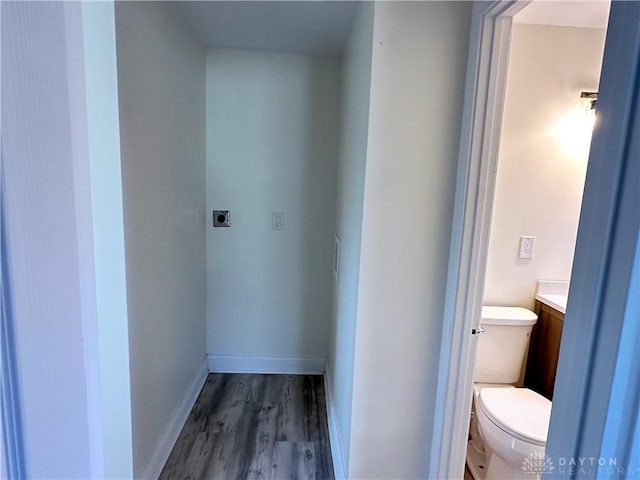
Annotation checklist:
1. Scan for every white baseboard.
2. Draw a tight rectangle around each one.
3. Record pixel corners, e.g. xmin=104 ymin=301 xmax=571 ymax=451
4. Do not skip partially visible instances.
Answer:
xmin=324 ymin=362 xmax=347 ymax=480
xmin=207 ymin=354 xmax=325 ymax=374
xmin=139 ymin=357 xmax=208 ymax=480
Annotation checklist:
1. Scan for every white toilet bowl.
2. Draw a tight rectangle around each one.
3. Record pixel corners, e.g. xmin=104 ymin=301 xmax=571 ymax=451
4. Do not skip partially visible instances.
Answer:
xmin=475 ymin=387 xmax=551 ymax=480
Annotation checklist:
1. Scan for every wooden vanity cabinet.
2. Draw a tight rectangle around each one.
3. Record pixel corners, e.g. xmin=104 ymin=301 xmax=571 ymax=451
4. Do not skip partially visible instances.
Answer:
xmin=524 ymin=300 xmax=565 ymax=400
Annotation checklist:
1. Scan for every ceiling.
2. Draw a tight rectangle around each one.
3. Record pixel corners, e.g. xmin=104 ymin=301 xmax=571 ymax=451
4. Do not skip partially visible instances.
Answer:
xmin=173 ymin=1 xmax=358 ymax=55
xmin=514 ymin=0 xmax=610 ymax=29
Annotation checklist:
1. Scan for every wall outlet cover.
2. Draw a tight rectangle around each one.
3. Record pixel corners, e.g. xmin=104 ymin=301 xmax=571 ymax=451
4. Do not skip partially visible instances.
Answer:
xmin=272 ymin=212 xmax=284 ymax=230
xmin=519 ymin=235 xmax=535 ymax=259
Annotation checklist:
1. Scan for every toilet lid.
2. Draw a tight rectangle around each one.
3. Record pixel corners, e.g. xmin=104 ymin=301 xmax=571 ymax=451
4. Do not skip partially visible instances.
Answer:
xmin=478 ymin=388 xmax=552 ymax=446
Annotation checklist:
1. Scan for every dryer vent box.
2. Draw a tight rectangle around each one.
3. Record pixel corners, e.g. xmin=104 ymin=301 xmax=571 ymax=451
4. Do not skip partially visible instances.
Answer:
xmin=213 ymin=210 xmax=230 ymax=227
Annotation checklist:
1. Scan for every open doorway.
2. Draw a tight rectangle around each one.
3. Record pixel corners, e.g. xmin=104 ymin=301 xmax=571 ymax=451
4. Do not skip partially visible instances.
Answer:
xmin=465 ymin=1 xmax=609 ymax=478
xmin=426 ymin=1 xmax=640 ymax=479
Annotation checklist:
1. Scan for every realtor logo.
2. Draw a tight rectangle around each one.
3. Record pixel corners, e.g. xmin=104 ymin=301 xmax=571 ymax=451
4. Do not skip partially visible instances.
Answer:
xmin=522 ymin=452 xmax=555 ymax=475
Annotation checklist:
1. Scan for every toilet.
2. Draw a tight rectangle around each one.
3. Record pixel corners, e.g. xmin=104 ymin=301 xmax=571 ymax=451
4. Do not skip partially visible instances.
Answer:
xmin=466 ymin=306 xmax=552 ymax=480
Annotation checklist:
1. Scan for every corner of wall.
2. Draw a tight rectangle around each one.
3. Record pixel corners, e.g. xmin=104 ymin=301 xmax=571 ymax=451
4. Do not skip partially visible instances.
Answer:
xmin=114 ymin=2 xmax=207 ymax=475
xmin=327 ymin=0 xmax=375 ymax=474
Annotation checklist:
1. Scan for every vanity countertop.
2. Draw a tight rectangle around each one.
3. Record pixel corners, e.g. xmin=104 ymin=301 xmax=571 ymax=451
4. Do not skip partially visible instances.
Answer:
xmin=534 ymin=293 xmax=567 ymax=314
xmin=534 ymin=280 xmax=569 ymax=315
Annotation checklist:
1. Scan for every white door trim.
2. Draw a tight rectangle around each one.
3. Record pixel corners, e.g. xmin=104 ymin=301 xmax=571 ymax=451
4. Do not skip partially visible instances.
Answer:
xmin=429 ymin=2 xmax=527 ymax=478
xmin=432 ymin=1 xmax=640 ymax=478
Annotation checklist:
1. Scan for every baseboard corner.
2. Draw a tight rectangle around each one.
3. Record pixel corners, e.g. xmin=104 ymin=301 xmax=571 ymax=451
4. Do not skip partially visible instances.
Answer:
xmin=324 ymin=361 xmax=347 ymax=480
xmin=138 ymin=356 xmax=208 ymax=480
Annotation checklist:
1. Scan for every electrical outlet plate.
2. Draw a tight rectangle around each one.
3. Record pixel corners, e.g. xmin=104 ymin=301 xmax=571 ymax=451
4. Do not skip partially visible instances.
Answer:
xmin=519 ymin=235 xmax=535 ymax=259
xmin=213 ymin=210 xmax=230 ymax=227
xmin=272 ymin=212 xmax=284 ymax=230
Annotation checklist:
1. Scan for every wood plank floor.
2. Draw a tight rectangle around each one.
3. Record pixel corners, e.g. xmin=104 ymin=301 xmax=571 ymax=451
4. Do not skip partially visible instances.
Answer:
xmin=160 ymin=374 xmax=334 ymax=480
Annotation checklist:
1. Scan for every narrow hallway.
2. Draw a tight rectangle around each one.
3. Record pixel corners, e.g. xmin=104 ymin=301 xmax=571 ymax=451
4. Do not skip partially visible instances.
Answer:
xmin=160 ymin=374 xmax=334 ymax=480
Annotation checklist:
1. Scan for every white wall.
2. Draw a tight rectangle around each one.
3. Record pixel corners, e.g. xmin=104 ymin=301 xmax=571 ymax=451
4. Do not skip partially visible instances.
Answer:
xmin=2 ymin=4 xmax=93 ymax=476
xmin=327 ymin=2 xmax=374 ymax=471
xmin=114 ymin=2 xmax=206 ymax=475
xmin=81 ymin=3 xmax=135 ymax=477
xmin=2 ymin=2 xmax=133 ymax=477
xmin=205 ymin=49 xmax=341 ymax=361
xmin=484 ymin=24 xmax=607 ymax=309
xmin=348 ymin=2 xmax=472 ymax=478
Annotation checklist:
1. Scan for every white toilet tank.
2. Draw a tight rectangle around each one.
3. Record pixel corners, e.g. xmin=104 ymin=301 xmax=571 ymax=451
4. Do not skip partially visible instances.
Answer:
xmin=474 ymin=306 xmax=538 ymax=384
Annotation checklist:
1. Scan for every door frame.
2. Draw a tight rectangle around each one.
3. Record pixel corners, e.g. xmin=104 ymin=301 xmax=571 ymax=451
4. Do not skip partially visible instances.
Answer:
xmin=429 ymin=2 xmax=527 ymax=477
xmin=430 ymin=1 xmax=640 ymax=478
